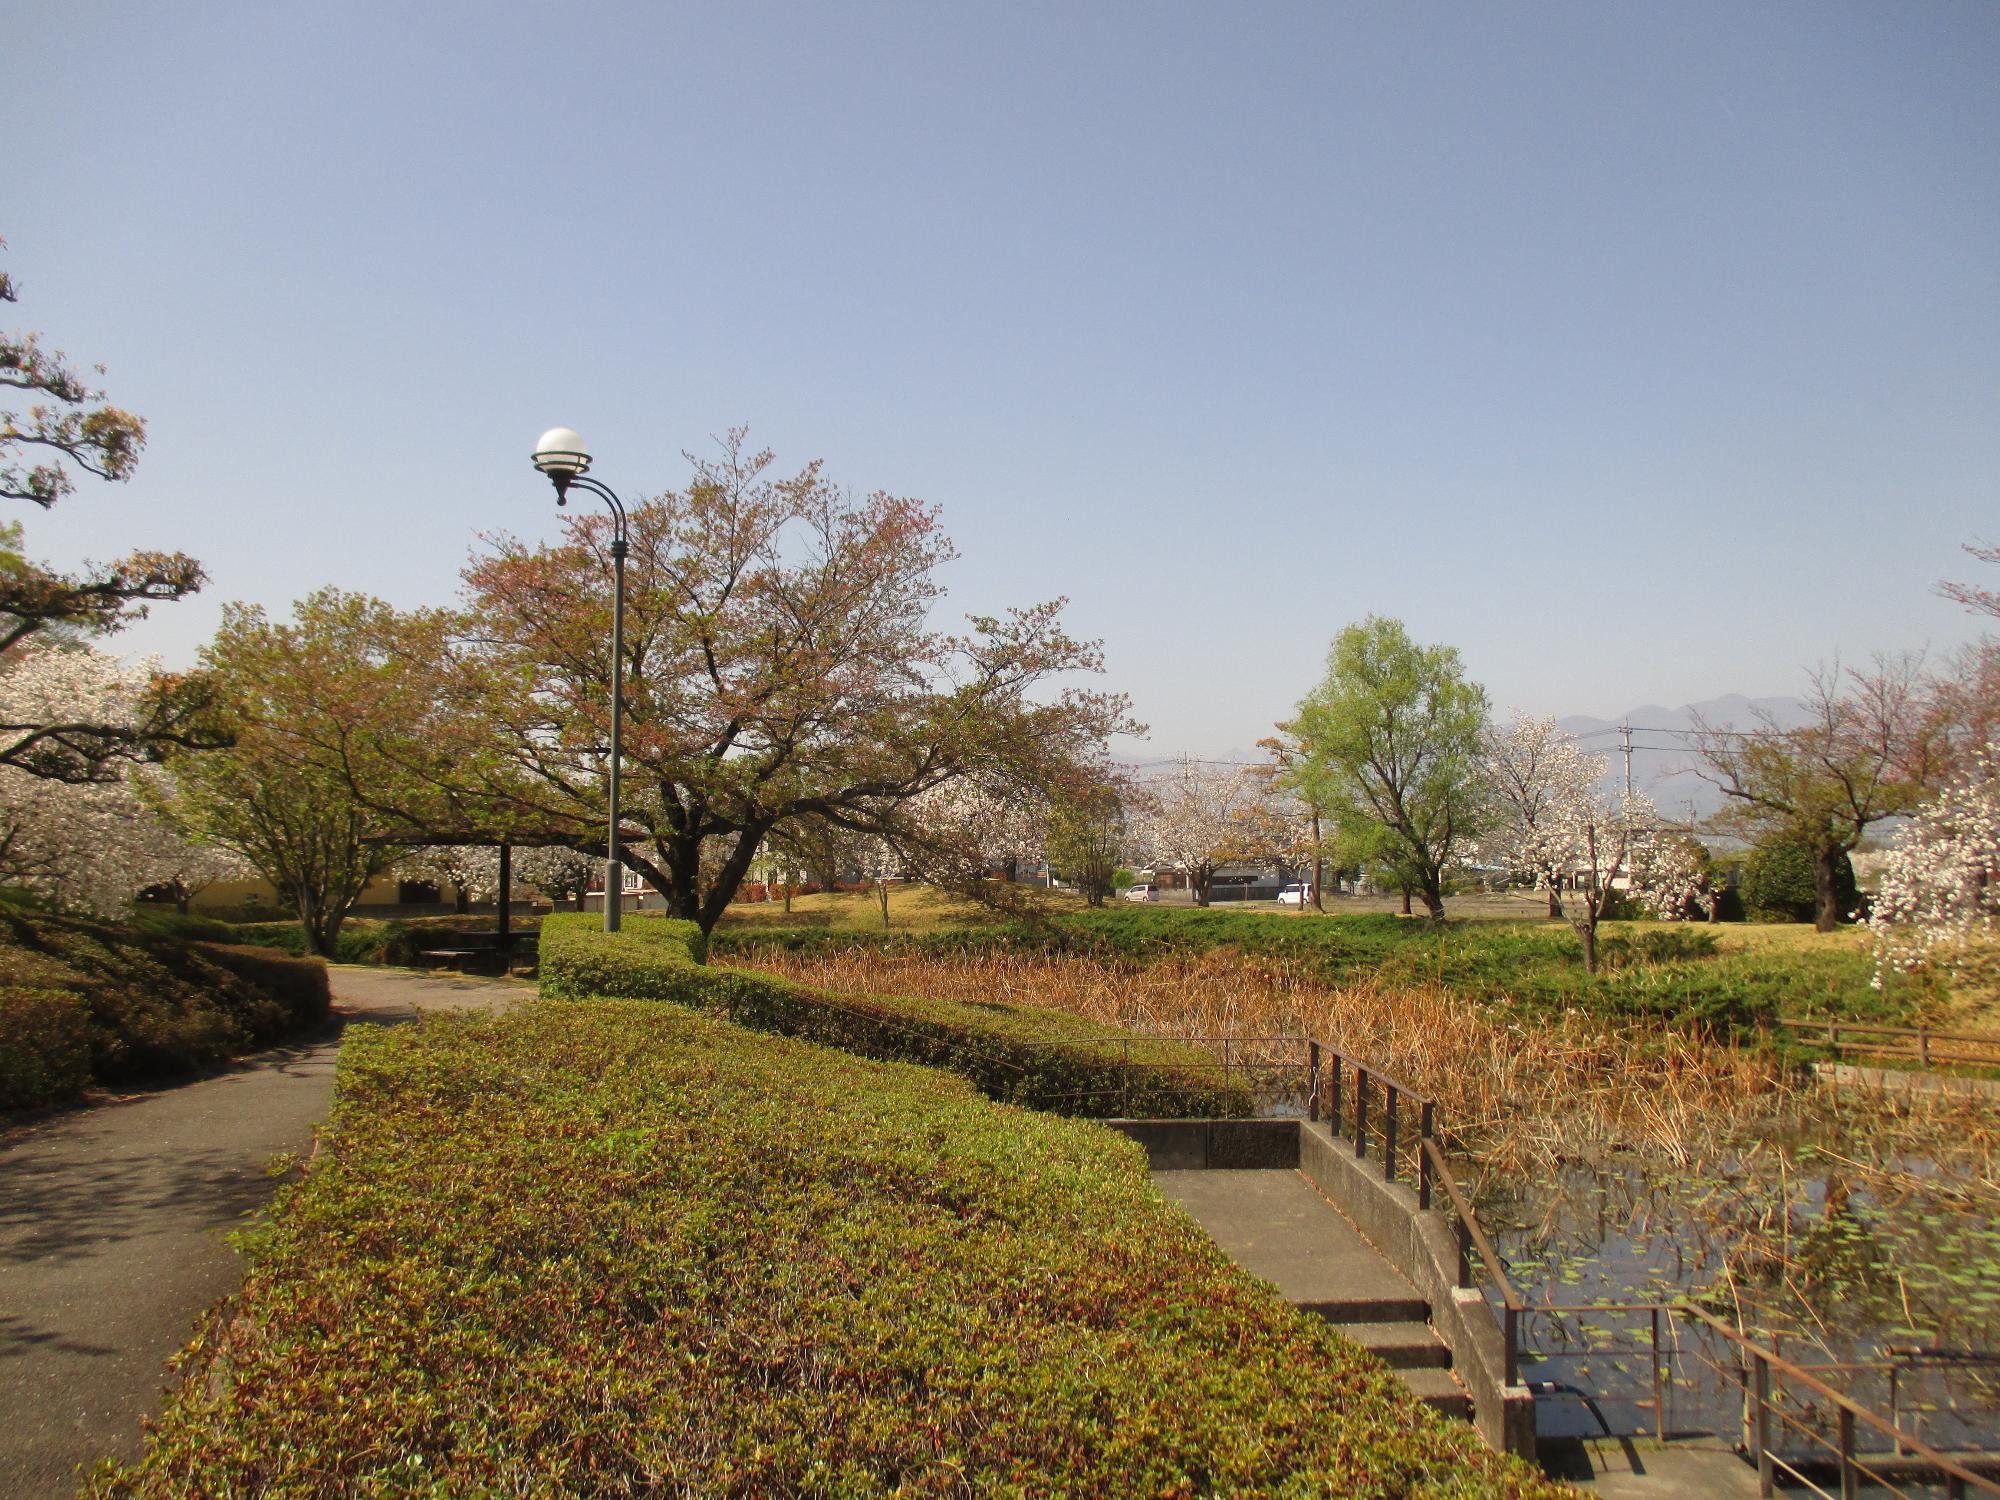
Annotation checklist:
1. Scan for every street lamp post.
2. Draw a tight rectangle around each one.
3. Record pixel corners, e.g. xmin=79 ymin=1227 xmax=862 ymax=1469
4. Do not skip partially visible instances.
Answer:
xmin=531 ymin=427 xmax=628 ymax=933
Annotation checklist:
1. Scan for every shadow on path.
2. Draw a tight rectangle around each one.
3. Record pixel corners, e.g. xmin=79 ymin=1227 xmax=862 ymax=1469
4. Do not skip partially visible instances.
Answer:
xmin=0 ymin=967 xmax=528 ymax=1498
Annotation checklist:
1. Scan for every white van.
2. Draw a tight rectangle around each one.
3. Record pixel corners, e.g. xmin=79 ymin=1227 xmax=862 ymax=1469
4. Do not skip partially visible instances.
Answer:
xmin=1123 ymin=882 xmax=1158 ymax=902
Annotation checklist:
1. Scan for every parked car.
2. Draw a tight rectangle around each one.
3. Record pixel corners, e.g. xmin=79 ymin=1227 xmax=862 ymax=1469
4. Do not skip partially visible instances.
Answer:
xmin=1123 ymin=882 xmax=1158 ymax=902
xmin=1276 ymin=883 xmax=1316 ymax=905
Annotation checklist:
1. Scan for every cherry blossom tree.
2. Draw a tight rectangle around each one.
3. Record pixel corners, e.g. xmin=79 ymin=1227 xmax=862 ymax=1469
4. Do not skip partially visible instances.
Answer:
xmin=1868 ymin=747 xmax=2000 ymax=988
xmin=1481 ymin=716 xmax=1600 ymax=920
xmin=133 ymin=806 xmax=254 ymax=913
xmin=1134 ymin=758 xmax=1254 ymax=906
xmin=512 ymin=844 xmax=596 ymax=909
xmin=898 ymin=778 xmax=1050 ymax=890
xmin=1626 ymin=833 xmax=1721 ymax=925
xmin=396 ymin=845 xmax=500 ymax=912
xmin=0 ymin=645 xmax=242 ymax=914
xmin=1475 ymin=718 xmax=1709 ymax=972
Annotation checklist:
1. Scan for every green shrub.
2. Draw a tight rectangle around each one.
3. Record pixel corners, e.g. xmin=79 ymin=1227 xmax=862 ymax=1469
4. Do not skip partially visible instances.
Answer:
xmin=193 ymin=943 xmax=333 ymax=1028
xmin=1743 ymin=839 xmax=1858 ymax=923
xmin=0 ymin=908 xmax=331 ymax=1110
xmin=129 ymin=907 xmax=247 ymax=944
xmin=192 ymin=915 xmax=541 ymax=968
xmin=89 ymin=1003 xmax=1560 ymax=1499
xmin=541 ymin=913 xmax=1250 ymax=1118
xmin=0 ymin=987 xmax=92 ymax=1108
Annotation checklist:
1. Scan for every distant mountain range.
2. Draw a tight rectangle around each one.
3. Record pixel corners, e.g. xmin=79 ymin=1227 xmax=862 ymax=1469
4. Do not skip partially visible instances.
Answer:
xmin=1160 ymin=694 xmax=1812 ymax=827
xmin=1555 ymin=695 xmax=1810 ymax=823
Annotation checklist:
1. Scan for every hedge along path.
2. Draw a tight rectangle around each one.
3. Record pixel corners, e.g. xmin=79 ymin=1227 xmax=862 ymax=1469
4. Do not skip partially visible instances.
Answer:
xmin=537 ymin=912 xmax=1258 ymax=1119
xmin=0 ymin=907 xmax=333 ymax=1111
xmin=89 ymin=1002 xmax=1568 ymax=1498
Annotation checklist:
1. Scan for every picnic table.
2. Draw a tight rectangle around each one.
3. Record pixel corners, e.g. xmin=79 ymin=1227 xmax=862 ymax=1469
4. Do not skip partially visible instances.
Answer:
xmin=416 ymin=933 xmax=537 ymax=975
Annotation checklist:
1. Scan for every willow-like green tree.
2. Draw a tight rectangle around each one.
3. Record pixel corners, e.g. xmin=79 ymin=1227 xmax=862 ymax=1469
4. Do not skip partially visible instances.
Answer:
xmin=1283 ymin=616 xmax=1489 ymax=921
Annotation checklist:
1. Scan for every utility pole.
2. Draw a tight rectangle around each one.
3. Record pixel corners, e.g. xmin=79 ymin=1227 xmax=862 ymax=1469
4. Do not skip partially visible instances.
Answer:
xmin=1620 ymin=721 xmax=1634 ymax=803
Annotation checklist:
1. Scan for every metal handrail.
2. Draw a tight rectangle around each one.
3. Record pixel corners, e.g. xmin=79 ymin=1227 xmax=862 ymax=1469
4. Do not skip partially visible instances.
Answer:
xmin=1676 ymin=1304 xmax=2000 ymax=1498
xmin=1302 ymin=1035 xmax=1528 ymax=1386
xmin=1423 ymin=1135 xmax=1524 ymax=1386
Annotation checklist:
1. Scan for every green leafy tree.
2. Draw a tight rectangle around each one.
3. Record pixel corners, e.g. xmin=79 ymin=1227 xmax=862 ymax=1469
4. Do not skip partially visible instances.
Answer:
xmin=1742 ymin=836 xmax=1858 ymax=924
xmin=161 ymin=598 xmax=418 ymax=954
xmin=1046 ymin=786 xmax=1127 ymax=908
xmin=1285 ymin=617 xmax=1489 ymax=921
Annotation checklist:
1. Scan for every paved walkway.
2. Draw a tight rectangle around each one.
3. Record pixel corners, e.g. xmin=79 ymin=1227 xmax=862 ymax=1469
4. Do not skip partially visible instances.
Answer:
xmin=1153 ymin=1168 xmax=1425 ymax=1320
xmin=0 ymin=967 xmax=529 ymax=1499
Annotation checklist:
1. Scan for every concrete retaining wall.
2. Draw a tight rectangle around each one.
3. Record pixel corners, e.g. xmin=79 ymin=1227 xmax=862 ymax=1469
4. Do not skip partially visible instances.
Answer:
xmin=1294 ymin=1122 xmax=1536 ymax=1457
xmin=1108 ymin=1116 xmax=1536 ymax=1457
xmin=1105 ymin=1117 xmax=1301 ymax=1170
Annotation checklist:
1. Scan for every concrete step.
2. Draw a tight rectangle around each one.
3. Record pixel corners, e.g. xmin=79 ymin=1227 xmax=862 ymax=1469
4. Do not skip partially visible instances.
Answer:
xmin=1296 ymin=1295 xmax=1430 ymax=1326
xmin=1399 ymin=1366 xmax=1474 ymax=1421
xmin=1332 ymin=1320 xmax=1452 ymax=1370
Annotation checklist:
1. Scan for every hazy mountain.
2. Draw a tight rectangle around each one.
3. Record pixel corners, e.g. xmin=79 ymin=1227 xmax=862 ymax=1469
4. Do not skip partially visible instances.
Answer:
xmin=1143 ymin=696 xmax=1810 ymax=826
xmin=1555 ymin=694 xmax=1810 ymax=822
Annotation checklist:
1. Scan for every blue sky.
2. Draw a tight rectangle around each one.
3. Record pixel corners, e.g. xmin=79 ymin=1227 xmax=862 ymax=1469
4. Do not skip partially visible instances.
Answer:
xmin=12 ymin=2 xmax=1999 ymax=759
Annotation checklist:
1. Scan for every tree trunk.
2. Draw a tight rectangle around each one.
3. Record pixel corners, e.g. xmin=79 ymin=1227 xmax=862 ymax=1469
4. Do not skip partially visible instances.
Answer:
xmin=1813 ymin=845 xmax=1843 ymax=933
xmin=878 ymin=878 xmax=890 ymax=929
xmin=1311 ymin=811 xmax=1325 ymax=913
xmin=1547 ymin=885 xmax=1562 ymax=920
xmin=453 ymin=886 xmax=471 ymax=915
xmin=1399 ymin=884 xmax=1413 ymax=916
xmin=1579 ymin=917 xmax=1599 ymax=974
xmin=299 ymin=894 xmax=343 ymax=957
xmin=782 ymin=880 xmax=792 ymax=915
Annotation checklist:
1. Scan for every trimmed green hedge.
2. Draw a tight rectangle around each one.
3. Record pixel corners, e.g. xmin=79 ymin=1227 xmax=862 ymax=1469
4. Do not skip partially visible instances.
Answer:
xmin=146 ymin=912 xmax=542 ymax=967
xmin=0 ymin=908 xmax=331 ymax=1110
xmin=540 ymin=913 xmax=1253 ymax=1118
xmin=89 ymin=1002 xmax=1563 ymax=1498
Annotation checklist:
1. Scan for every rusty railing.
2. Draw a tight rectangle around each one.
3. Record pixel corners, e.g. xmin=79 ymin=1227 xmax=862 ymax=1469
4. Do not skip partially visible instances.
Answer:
xmin=1775 ymin=1017 xmax=2000 ymax=1072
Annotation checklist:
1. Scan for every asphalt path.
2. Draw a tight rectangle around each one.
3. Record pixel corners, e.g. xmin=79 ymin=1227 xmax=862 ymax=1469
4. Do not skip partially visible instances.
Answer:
xmin=0 ymin=967 xmax=529 ymax=1499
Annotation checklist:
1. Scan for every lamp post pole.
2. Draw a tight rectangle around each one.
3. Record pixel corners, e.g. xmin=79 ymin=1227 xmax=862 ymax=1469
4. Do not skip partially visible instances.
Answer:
xmin=532 ymin=428 xmax=628 ymax=933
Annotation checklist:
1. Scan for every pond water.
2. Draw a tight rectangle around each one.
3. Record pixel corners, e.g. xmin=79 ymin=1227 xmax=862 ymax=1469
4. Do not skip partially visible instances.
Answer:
xmin=1478 ymin=1137 xmax=2000 ymax=1455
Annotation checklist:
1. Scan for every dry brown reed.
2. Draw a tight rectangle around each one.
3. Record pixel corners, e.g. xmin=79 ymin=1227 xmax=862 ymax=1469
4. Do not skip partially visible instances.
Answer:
xmin=731 ymin=946 xmax=1800 ymax=1182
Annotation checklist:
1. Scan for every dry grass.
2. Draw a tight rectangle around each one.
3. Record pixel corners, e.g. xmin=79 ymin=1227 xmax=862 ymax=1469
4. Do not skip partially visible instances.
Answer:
xmin=730 ymin=945 xmax=1798 ymax=1181
xmin=716 ymin=884 xmax=1081 ymax=932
